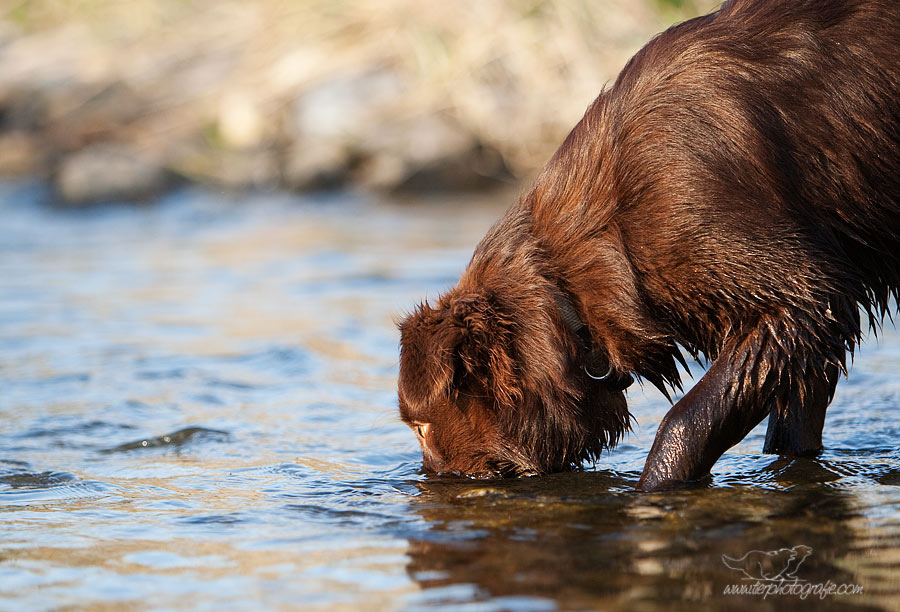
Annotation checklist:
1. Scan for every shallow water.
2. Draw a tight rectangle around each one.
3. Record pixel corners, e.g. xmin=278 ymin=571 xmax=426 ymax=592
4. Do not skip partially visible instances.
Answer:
xmin=1 ymin=182 xmax=899 ymax=611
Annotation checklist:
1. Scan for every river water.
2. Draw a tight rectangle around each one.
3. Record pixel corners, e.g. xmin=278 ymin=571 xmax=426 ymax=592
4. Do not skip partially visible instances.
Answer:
xmin=1 ymin=182 xmax=899 ymax=611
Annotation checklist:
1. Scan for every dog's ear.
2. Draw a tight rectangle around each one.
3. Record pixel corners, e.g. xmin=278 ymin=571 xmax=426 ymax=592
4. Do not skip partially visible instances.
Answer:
xmin=399 ymin=292 xmax=520 ymax=409
xmin=449 ymin=292 xmax=521 ymax=409
xmin=398 ymin=303 xmax=461 ymax=408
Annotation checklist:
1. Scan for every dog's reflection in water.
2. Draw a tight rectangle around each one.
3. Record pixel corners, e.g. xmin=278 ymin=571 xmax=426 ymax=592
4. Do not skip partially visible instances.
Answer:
xmin=402 ymin=470 xmax=862 ymax=608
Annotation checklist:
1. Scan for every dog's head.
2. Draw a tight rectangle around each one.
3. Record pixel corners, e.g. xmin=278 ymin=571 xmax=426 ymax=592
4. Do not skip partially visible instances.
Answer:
xmin=397 ymin=281 xmax=631 ymax=479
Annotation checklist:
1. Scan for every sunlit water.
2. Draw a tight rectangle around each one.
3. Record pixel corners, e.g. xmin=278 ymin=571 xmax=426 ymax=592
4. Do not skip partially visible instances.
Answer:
xmin=1 ymin=182 xmax=899 ymax=611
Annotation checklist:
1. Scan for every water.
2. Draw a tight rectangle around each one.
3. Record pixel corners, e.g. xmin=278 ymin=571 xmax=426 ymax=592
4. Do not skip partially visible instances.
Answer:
xmin=1 ymin=182 xmax=899 ymax=611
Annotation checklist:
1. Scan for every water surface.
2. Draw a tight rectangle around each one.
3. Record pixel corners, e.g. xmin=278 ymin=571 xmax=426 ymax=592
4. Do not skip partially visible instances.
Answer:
xmin=1 ymin=183 xmax=899 ymax=611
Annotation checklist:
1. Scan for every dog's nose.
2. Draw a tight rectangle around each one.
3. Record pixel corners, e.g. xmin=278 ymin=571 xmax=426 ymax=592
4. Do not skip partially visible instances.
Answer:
xmin=421 ymin=449 xmax=448 ymax=475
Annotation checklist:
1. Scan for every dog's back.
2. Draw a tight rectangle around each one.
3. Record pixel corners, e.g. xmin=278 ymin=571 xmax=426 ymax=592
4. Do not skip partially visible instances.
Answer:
xmin=528 ymin=0 xmax=900 ymax=362
xmin=709 ymin=0 xmax=900 ymax=300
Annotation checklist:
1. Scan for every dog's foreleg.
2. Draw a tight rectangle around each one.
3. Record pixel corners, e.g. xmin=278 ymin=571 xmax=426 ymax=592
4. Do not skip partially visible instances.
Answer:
xmin=637 ymin=313 xmax=840 ymax=491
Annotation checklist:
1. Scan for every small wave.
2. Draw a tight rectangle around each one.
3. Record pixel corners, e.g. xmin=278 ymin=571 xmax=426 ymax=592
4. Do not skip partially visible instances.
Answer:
xmin=284 ymin=503 xmax=398 ymax=528
xmin=180 ymin=513 xmax=246 ymax=525
xmin=101 ymin=426 xmax=230 ymax=453
xmin=0 ymin=467 xmax=123 ymax=507
xmin=17 ymin=420 xmax=137 ymax=440
xmin=0 ymin=469 xmax=76 ymax=489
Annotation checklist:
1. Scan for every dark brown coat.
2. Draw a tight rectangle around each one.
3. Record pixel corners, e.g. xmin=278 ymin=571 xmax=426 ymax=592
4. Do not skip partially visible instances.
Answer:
xmin=398 ymin=0 xmax=900 ymax=489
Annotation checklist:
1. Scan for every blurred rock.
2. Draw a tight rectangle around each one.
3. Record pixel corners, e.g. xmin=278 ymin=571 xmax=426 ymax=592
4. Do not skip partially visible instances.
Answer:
xmin=0 ymin=132 xmax=41 ymax=177
xmin=395 ymin=144 xmax=513 ymax=192
xmin=0 ymin=0 xmax=700 ymax=200
xmin=55 ymin=144 xmax=171 ymax=205
xmin=291 ymin=69 xmax=406 ymax=142
xmin=356 ymin=114 xmax=512 ymax=191
xmin=217 ymin=92 xmax=266 ymax=150
xmin=44 ymin=82 xmax=147 ymax=151
xmin=208 ymin=149 xmax=280 ymax=191
xmin=281 ymin=140 xmax=351 ymax=191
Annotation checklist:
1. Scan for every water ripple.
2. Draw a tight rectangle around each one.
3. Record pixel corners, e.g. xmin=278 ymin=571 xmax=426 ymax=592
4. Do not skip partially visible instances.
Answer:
xmin=2 ymin=187 xmax=898 ymax=610
xmin=100 ymin=426 xmax=230 ymax=453
xmin=0 ymin=468 xmax=124 ymax=507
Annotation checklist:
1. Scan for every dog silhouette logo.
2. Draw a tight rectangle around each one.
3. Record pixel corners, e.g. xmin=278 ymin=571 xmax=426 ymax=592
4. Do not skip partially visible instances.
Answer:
xmin=722 ymin=545 xmax=813 ymax=581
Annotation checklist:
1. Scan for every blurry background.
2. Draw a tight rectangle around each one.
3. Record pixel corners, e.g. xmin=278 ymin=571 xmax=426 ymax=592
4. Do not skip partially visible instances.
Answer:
xmin=13 ymin=3 xmax=900 ymax=612
xmin=0 ymin=0 xmax=714 ymax=204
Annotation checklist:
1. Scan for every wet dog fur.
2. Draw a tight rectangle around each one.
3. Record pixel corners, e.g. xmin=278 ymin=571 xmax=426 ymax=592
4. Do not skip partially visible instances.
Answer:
xmin=398 ymin=0 xmax=900 ymax=487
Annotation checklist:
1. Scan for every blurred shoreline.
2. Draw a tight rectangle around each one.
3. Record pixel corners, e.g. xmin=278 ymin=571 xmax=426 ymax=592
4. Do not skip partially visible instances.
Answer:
xmin=0 ymin=0 xmax=710 ymax=205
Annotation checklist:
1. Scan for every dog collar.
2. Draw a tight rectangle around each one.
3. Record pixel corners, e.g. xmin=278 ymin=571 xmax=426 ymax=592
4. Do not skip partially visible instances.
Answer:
xmin=554 ymin=292 xmax=634 ymax=389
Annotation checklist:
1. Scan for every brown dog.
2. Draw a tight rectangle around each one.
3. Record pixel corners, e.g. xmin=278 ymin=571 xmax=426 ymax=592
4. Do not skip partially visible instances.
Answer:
xmin=398 ymin=0 xmax=900 ymax=490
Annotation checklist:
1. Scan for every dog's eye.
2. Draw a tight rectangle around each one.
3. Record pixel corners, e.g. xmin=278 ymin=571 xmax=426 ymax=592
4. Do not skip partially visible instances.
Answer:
xmin=413 ymin=422 xmax=430 ymax=439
